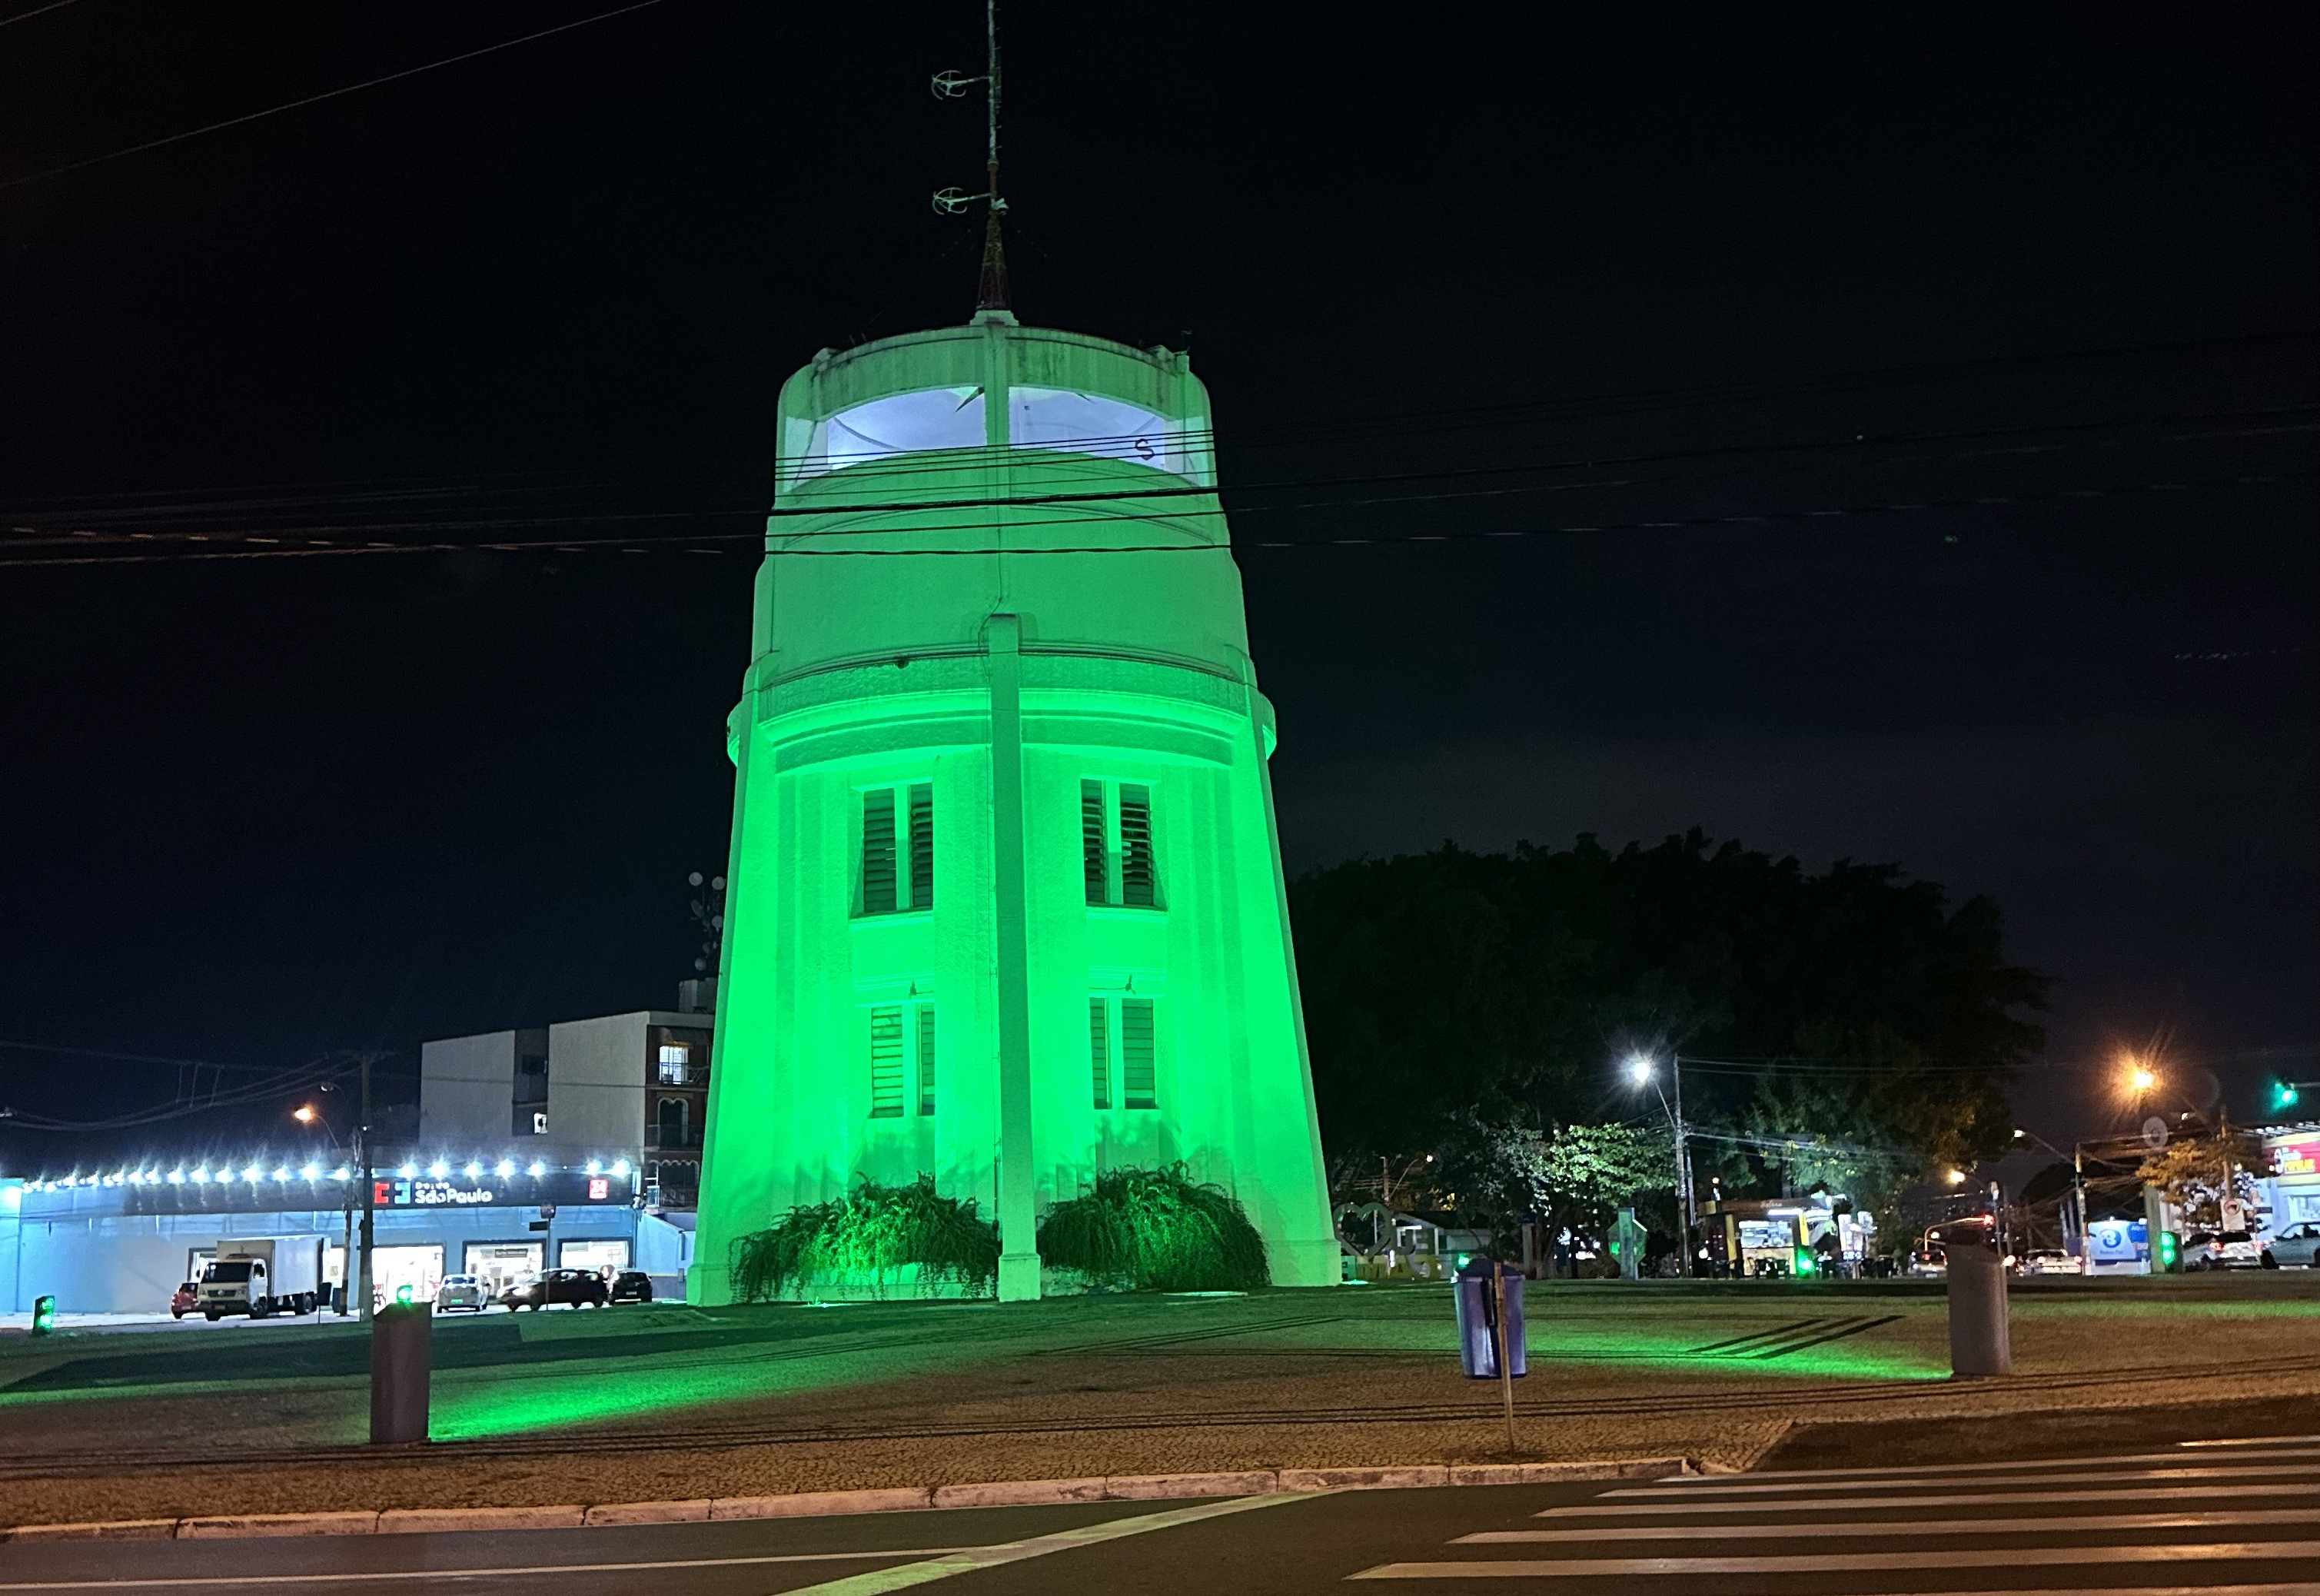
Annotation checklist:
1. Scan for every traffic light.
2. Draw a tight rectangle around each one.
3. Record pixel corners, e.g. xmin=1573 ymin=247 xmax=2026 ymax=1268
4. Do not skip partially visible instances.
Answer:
xmin=2275 ymin=1080 xmax=2302 ymax=1111
xmin=2155 ymin=1231 xmax=2179 ymax=1272
xmin=30 ymin=1295 xmax=55 ymax=1335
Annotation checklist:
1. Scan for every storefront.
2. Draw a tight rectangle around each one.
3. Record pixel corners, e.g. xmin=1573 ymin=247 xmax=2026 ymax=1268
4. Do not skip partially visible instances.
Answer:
xmin=2259 ymin=1126 xmax=2320 ymax=1232
xmin=0 ymin=1158 xmax=693 ymax=1315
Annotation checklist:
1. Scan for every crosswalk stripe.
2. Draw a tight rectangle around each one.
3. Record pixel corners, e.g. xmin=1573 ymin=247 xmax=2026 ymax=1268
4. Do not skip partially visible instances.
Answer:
xmin=1607 ymin=1461 xmax=2320 ymax=1496
xmin=1537 ymin=1481 xmax=2320 ymax=1517
xmin=1345 ymin=1540 xmax=2320 ymax=1578
xmin=1461 ymin=1507 xmax=2320 ymax=1541
xmin=1660 ymin=1444 xmax=2320 ymax=1483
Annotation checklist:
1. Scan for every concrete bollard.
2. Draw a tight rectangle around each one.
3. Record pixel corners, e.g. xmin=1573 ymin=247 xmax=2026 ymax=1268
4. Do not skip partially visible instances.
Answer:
xmin=369 ymin=1301 xmax=433 ymax=1444
xmin=1945 ymin=1245 xmax=2012 ymax=1376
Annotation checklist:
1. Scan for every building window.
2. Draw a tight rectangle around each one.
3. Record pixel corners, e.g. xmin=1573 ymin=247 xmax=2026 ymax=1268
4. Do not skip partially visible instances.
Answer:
xmin=1089 ymin=994 xmax=1158 ymax=1111
xmin=656 ymin=1096 xmax=689 ymax=1148
xmin=869 ymin=1006 xmax=905 ymax=1117
xmin=1081 ymin=780 xmax=1161 ymax=909
xmin=656 ymin=1043 xmax=689 ymax=1085
xmin=860 ymin=783 xmax=933 ymax=915
xmin=869 ymin=1002 xmax=937 ymax=1120
xmin=916 ymin=1003 xmax=937 ymax=1116
xmin=1089 ymin=998 xmax=1110 ymax=1110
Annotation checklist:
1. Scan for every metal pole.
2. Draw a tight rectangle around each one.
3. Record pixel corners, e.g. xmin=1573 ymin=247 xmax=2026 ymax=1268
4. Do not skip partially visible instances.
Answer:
xmin=1670 ymin=1052 xmax=1693 ymax=1268
xmin=357 ymin=1054 xmax=375 ymax=1325
xmin=1491 ymin=1267 xmax=1517 ymax=1454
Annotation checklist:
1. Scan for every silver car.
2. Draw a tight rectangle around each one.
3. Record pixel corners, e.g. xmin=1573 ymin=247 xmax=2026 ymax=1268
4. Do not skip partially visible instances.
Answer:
xmin=434 ymin=1273 xmax=493 ymax=1312
xmin=2263 ymin=1222 xmax=2320 ymax=1268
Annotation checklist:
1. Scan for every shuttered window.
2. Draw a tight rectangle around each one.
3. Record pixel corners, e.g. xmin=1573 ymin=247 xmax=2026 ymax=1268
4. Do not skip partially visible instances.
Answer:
xmin=1122 ymin=997 xmax=1157 ymax=1109
xmin=860 ymin=790 xmax=897 ymax=915
xmin=859 ymin=781 xmax=934 ymax=915
xmin=1082 ymin=780 xmax=1160 ymax=909
xmin=1118 ymin=785 xmax=1155 ymax=907
xmin=869 ymin=1006 xmax=905 ymax=1117
xmin=916 ymin=1002 xmax=937 ymax=1116
xmin=1089 ymin=999 xmax=1110 ymax=1109
xmin=1082 ymin=780 xmax=1108 ymax=906
xmin=908 ymin=783 xmax=935 ymax=910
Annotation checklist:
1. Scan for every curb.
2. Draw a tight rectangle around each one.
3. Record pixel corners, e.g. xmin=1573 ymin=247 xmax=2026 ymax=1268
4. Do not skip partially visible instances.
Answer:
xmin=0 ymin=1457 xmax=1691 ymax=1543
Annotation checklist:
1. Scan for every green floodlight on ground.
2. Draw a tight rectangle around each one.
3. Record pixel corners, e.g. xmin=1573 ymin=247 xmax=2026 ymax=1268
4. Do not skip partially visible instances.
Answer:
xmin=1793 ymin=1249 xmax=1816 ymax=1276
xmin=30 ymin=1295 xmax=55 ymax=1335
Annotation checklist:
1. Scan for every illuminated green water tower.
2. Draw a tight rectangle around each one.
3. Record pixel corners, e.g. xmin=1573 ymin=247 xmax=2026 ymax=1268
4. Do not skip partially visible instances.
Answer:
xmin=687 ymin=311 xmax=1338 ymax=1302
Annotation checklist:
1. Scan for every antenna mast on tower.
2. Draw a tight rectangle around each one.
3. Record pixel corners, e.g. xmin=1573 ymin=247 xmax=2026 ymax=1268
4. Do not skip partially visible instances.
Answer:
xmin=930 ymin=1 xmax=1009 ymax=314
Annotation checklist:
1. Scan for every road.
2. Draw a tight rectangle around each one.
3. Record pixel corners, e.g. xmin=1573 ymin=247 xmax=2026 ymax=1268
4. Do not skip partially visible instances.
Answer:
xmin=5 ymin=1435 xmax=2317 ymax=1594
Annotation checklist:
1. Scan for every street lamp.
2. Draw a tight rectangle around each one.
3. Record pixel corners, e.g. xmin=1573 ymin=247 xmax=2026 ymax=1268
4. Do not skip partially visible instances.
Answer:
xmin=2014 ymin=1126 xmax=2092 ymax=1262
xmin=1624 ymin=1052 xmax=1694 ymax=1264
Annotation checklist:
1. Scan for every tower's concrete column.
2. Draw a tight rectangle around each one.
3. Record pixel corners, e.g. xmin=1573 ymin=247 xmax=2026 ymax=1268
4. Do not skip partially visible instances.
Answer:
xmin=985 ymin=613 xmax=1040 ymax=1301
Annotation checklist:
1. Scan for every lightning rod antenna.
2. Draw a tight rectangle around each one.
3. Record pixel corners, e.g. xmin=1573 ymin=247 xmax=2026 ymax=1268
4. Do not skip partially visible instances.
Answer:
xmin=930 ymin=0 xmax=1009 ymax=314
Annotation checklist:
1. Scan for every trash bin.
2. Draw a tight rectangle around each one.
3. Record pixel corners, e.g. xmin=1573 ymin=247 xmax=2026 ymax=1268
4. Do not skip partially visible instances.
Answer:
xmin=1945 ymin=1244 xmax=2012 ymax=1377
xmin=369 ymin=1301 xmax=433 ymax=1444
xmin=1453 ymin=1258 xmax=1527 ymax=1379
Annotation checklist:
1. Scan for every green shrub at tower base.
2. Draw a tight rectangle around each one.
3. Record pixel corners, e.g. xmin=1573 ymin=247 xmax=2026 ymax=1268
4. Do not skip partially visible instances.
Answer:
xmin=1036 ymin=1165 xmax=1270 ymax=1293
xmin=730 ymin=1175 xmax=1001 ymax=1302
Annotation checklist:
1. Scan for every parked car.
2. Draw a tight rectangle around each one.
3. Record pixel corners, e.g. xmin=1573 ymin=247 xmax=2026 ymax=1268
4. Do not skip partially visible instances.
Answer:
xmin=499 ymin=1268 xmax=609 ymax=1310
xmin=434 ymin=1274 xmax=493 ymax=1313
xmin=2262 ymin=1221 xmax=2320 ymax=1268
xmin=2023 ymin=1249 xmax=2086 ymax=1276
xmin=170 ymin=1281 xmax=199 ymax=1318
xmin=2182 ymin=1229 xmax=2263 ymax=1270
xmin=608 ymin=1270 xmax=653 ymax=1304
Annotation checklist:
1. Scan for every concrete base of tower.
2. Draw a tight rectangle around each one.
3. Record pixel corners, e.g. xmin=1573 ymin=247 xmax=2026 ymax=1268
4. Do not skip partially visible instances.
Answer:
xmin=685 ymin=1262 xmax=732 ymax=1306
xmin=1270 ymin=1237 xmax=1345 ymax=1288
xmin=998 ymin=1251 xmax=1043 ymax=1302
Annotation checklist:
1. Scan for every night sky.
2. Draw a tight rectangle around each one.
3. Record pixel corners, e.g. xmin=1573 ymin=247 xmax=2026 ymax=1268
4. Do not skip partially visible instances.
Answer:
xmin=2 ymin=5 xmax=2312 ymax=1167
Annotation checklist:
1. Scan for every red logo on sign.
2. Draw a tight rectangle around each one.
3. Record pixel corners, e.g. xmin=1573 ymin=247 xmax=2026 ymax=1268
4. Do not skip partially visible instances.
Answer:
xmin=587 ymin=1177 xmax=610 ymax=1200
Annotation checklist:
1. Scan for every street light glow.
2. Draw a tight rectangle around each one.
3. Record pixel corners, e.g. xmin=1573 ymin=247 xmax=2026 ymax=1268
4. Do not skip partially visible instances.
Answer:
xmin=1944 ymin=1168 xmax=1968 ymax=1185
xmin=1625 ymin=1054 xmax=1654 ymax=1087
xmin=294 ymin=1105 xmax=317 ymax=1123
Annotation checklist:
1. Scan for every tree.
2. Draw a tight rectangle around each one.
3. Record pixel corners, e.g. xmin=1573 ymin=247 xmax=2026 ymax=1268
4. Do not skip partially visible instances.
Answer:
xmin=2138 ymin=1132 xmax=2272 ymax=1230
xmin=1290 ymin=833 xmax=2046 ymax=1212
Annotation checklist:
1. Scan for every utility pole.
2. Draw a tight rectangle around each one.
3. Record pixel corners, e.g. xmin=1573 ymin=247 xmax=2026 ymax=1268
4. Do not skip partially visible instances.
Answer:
xmin=1670 ymin=1052 xmax=1694 ymax=1267
xmin=357 ymin=1052 xmax=375 ymax=1324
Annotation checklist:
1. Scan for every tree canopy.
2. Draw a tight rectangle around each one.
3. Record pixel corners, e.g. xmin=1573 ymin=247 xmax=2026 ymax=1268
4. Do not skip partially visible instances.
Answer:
xmin=1289 ymin=832 xmax=2046 ymax=1223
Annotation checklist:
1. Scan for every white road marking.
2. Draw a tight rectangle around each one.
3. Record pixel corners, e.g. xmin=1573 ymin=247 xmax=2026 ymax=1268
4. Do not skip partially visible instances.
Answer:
xmin=773 ymin=1491 xmax=1333 ymax=1595
xmin=1606 ymin=1461 xmax=2320 ymax=1496
xmin=1658 ymin=1444 xmax=2320 ymax=1481
xmin=0 ymin=1548 xmax=983 ymax=1591
xmin=1461 ymin=1507 xmax=2320 ymax=1541
xmin=1537 ymin=1481 xmax=2320 ymax=1517
xmin=1348 ymin=1540 xmax=2320 ymax=1578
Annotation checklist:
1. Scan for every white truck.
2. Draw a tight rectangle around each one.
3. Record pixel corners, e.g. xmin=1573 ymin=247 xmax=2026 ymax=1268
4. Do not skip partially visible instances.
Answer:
xmin=196 ymin=1236 xmax=327 ymax=1320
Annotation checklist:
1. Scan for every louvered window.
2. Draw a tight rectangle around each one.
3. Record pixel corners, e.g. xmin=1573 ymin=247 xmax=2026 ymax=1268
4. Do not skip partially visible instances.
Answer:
xmin=1089 ymin=995 xmax=1157 ymax=1112
xmin=1081 ymin=780 xmax=1160 ymax=909
xmin=1082 ymin=780 xmax=1108 ymax=906
xmin=908 ymin=783 xmax=934 ymax=909
xmin=859 ymin=781 xmax=933 ymax=915
xmin=1122 ymin=997 xmax=1157 ymax=1109
xmin=1089 ymin=998 xmax=1110 ymax=1110
xmin=869 ymin=1006 xmax=905 ymax=1117
xmin=860 ymin=789 xmax=897 ymax=914
xmin=916 ymin=1002 xmax=937 ymax=1116
xmin=1118 ymin=785 xmax=1155 ymax=907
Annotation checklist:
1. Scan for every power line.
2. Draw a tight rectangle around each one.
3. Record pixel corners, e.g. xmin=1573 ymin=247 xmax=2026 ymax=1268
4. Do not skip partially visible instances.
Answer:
xmin=0 ymin=0 xmax=88 ymax=29
xmin=0 ymin=0 xmax=668 ymax=195
xmin=5 ymin=466 xmax=2297 ymax=567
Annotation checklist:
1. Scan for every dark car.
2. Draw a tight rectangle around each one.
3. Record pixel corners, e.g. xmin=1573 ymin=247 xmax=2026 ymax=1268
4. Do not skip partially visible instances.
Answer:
xmin=498 ymin=1268 xmax=609 ymax=1310
xmin=608 ymin=1270 xmax=653 ymax=1304
xmin=170 ymin=1281 xmax=198 ymax=1318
